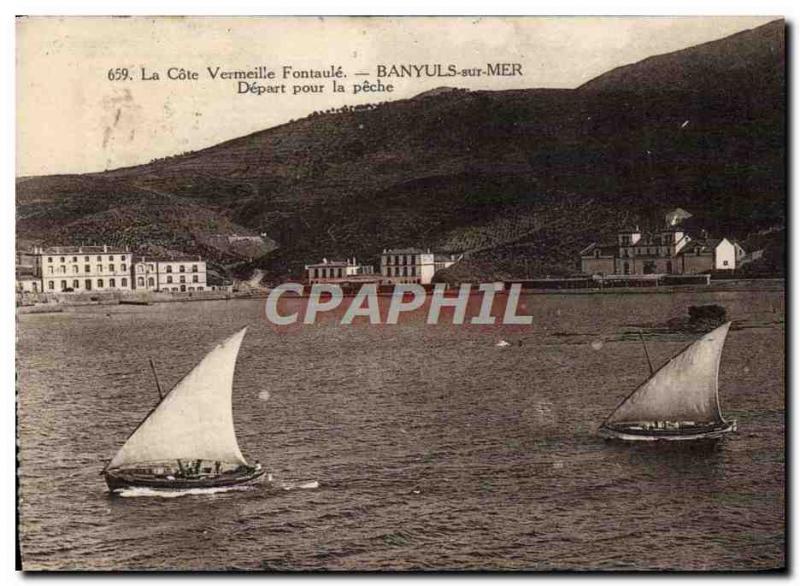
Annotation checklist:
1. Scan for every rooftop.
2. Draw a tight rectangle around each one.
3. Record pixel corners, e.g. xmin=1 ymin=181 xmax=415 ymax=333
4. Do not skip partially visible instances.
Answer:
xmin=30 ymin=245 xmax=130 ymax=255
xmin=136 ymin=256 xmax=204 ymax=263
xmin=677 ymin=238 xmax=723 ymax=254
xmin=383 ymin=248 xmax=426 ymax=254
xmin=580 ymin=242 xmax=618 ymax=256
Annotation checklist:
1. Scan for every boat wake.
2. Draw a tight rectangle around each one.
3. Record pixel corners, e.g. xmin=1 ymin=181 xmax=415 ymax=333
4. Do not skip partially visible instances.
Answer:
xmin=115 ymin=484 xmax=257 ymax=498
xmin=279 ymin=480 xmax=320 ymax=491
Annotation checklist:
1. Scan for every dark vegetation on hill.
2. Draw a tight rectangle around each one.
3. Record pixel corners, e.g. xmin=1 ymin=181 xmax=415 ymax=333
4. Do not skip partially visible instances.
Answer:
xmin=16 ymin=20 xmax=785 ymax=282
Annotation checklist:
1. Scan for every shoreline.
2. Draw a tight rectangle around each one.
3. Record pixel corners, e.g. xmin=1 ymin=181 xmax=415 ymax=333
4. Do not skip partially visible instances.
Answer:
xmin=15 ymin=278 xmax=784 ymax=314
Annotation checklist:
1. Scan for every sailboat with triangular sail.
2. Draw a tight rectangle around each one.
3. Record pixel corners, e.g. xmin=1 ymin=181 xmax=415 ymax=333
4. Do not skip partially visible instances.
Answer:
xmin=599 ymin=322 xmax=737 ymax=441
xmin=103 ymin=327 xmax=265 ymax=491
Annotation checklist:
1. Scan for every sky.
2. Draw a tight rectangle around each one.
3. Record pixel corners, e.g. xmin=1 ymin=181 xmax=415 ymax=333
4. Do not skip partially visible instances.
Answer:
xmin=16 ymin=16 xmax=776 ymax=177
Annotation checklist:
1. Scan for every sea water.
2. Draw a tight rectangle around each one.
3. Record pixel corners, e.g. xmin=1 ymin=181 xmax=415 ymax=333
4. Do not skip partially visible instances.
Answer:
xmin=17 ymin=288 xmax=785 ymax=570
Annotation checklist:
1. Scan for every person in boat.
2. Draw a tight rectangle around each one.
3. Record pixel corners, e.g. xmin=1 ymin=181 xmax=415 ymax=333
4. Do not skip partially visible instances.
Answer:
xmin=103 ymin=328 xmax=266 ymax=492
xmin=215 ymin=461 xmax=221 ymax=475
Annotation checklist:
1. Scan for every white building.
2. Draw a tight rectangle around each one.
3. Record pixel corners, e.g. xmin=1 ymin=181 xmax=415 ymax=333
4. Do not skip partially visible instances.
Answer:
xmin=133 ymin=259 xmax=159 ymax=291
xmin=134 ymin=256 xmax=207 ymax=292
xmin=380 ymin=248 xmax=460 ymax=285
xmin=305 ymin=258 xmax=376 ymax=284
xmin=677 ymin=238 xmax=738 ymax=273
xmin=32 ymin=245 xmax=133 ymax=292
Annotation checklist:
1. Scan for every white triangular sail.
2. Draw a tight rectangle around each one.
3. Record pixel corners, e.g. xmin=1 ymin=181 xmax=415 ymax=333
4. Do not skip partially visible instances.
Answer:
xmin=108 ymin=327 xmax=249 ymax=469
xmin=605 ymin=322 xmax=731 ymax=426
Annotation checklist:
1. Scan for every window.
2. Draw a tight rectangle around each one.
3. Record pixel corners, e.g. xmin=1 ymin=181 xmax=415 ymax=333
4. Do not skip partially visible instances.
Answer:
xmin=121 ymin=278 xmax=127 ymax=287
xmin=180 ymin=276 xmax=186 ymax=284
xmin=192 ymin=275 xmax=198 ymax=283
xmin=47 ymin=266 xmax=53 ymax=274
xmin=72 ymin=280 xmax=79 ymax=289
xmin=96 ymin=265 xmax=103 ymax=273
xmin=188 ymin=287 xmax=195 ymax=291
xmin=198 ymin=287 xmax=204 ymax=291
xmin=85 ymin=265 xmax=90 ymax=273
xmin=121 ymin=264 xmax=126 ymax=272
xmin=623 ymin=262 xmax=630 ymax=275
xmin=166 ymin=266 xmax=173 ymax=273
xmin=47 ymin=257 xmax=53 ymax=263
xmin=109 ymin=264 xmax=115 ymax=272
xmin=48 ymin=280 xmax=54 ymax=290
xmin=60 ymin=280 xmax=67 ymax=290
xmin=109 ymin=255 xmax=114 ymax=261
xmin=109 ymin=278 xmax=116 ymax=288
xmin=148 ymin=264 xmax=154 ymax=271
xmin=97 ymin=256 xmax=102 ymax=261
xmin=138 ymin=277 xmax=144 ymax=286
xmin=97 ymin=279 xmax=104 ymax=288
xmin=59 ymin=265 xmax=66 ymax=274
xmin=192 ymin=265 xmax=198 ymax=272
xmin=723 ymin=260 xmax=729 ymax=267
xmin=167 ymin=276 xmax=173 ymax=284
xmin=411 ymin=266 xmax=416 ymax=276
xmin=148 ymin=277 xmax=154 ymax=287
xmin=72 ymin=266 xmax=78 ymax=274
xmin=179 ymin=265 xmax=186 ymax=273
xmin=72 ymin=257 xmax=77 ymax=262
xmin=60 ymin=257 xmax=65 ymax=262
xmin=85 ymin=279 xmax=92 ymax=290
xmin=84 ymin=256 xmax=89 ymax=262
xmin=121 ymin=255 xmax=126 ymax=262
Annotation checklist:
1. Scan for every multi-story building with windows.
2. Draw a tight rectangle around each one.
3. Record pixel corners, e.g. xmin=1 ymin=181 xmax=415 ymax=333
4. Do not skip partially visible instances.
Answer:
xmin=157 ymin=258 xmax=207 ymax=292
xmin=31 ymin=245 xmax=132 ymax=293
xmin=132 ymin=257 xmax=207 ymax=292
xmin=379 ymin=248 xmax=460 ymax=285
xmin=305 ymin=258 xmax=376 ymax=284
xmin=16 ymin=246 xmax=209 ymax=295
xmin=580 ymin=225 xmax=744 ymax=276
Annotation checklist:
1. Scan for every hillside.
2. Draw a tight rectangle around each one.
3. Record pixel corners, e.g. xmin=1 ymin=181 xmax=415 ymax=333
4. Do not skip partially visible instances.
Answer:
xmin=16 ymin=19 xmax=785 ymax=282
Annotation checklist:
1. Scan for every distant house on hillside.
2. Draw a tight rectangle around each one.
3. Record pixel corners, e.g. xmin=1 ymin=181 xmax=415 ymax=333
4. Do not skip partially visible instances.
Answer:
xmin=665 ymin=207 xmax=693 ymax=226
xmin=580 ymin=224 xmax=743 ymax=276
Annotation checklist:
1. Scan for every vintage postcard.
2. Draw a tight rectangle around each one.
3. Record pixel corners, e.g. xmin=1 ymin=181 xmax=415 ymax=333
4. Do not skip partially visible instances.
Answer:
xmin=15 ymin=16 xmax=785 ymax=571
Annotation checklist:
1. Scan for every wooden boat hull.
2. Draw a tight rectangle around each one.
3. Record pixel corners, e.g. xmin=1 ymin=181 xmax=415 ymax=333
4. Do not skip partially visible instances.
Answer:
xmin=104 ymin=467 xmax=266 ymax=492
xmin=599 ymin=420 xmax=736 ymax=442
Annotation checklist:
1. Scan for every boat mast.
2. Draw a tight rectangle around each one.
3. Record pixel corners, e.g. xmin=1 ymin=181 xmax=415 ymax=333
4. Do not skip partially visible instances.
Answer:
xmin=638 ymin=332 xmax=654 ymax=375
xmin=149 ymin=358 xmax=163 ymax=400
